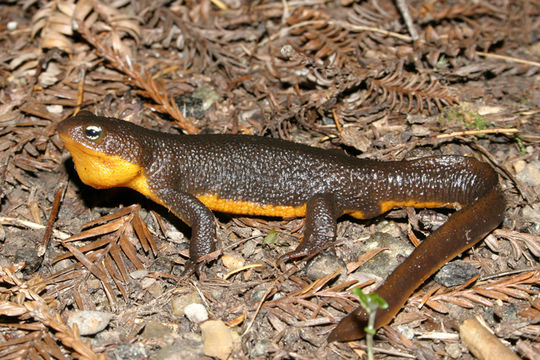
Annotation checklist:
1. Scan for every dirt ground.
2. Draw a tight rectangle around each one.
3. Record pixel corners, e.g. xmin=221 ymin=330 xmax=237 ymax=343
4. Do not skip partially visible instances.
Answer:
xmin=0 ymin=1 xmax=539 ymax=359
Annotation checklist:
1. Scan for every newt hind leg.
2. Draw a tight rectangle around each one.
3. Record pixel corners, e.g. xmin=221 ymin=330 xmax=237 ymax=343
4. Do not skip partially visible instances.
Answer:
xmin=280 ymin=193 xmax=343 ymax=263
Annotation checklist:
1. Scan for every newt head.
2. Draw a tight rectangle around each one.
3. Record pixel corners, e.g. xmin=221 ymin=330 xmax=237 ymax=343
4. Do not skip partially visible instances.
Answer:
xmin=57 ymin=111 xmax=151 ymax=195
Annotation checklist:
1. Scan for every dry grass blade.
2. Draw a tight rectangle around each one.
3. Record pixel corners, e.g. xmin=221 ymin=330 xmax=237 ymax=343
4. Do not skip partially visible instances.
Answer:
xmin=132 ymin=211 xmax=158 ymax=255
xmin=81 ymin=205 xmax=139 ymax=229
xmin=53 ymin=236 xmax=111 ymax=263
xmin=104 ymin=254 xmax=128 ymax=300
xmin=109 ymin=244 xmax=130 ymax=282
xmin=63 ymin=216 xmax=128 ymax=243
xmin=118 ymin=233 xmax=145 ymax=270
xmin=63 ymin=243 xmax=107 ymax=281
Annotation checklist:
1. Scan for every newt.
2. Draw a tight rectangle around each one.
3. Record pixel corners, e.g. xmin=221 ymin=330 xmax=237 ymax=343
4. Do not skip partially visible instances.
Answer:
xmin=57 ymin=111 xmax=505 ymax=342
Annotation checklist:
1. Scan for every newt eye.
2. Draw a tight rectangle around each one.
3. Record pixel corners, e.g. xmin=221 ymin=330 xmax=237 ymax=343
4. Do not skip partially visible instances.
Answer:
xmin=85 ymin=125 xmax=102 ymax=140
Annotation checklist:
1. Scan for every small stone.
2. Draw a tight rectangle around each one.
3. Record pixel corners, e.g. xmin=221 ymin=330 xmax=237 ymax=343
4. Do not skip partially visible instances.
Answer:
xmin=411 ymin=124 xmax=431 ymax=137
xmin=222 ymin=253 xmax=245 ymax=270
xmin=513 ymin=159 xmax=527 ymax=173
xmin=39 ymin=62 xmax=62 ymax=86
xmin=359 ymin=231 xmax=414 ymax=278
xmin=150 ymin=256 xmax=174 ymax=273
xmin=445 ymin=343 xmax=462 ymax=359
xmin=67 ymin=310 xmax=113 ymax=336
xmin=157 ymin=334 xmax=203 ymax=360
xmin=250 ymin=284 xmax=270 ymax=302
xmin=434 ymin=260 xmax=478 ymax=287
xmin=184 ymin=303 xmax=208 ymax=323
xmin=141 ymin=321 xmax=174 ymax=339
xmin=87 ymin=278 xmax=101 ymax=289
xmin=200 ymin=320 xmax=239 ymax=360
xmin=140 ymin=277 xmax=156 ymax=289
xmin=130 ymin=269 xmax=149 ymax=279
xmin=112 ymin=343 xmax=149 ymax=360
xmin=376 ymin=220 xmax=403 ymax=238
xmin=516 ymin=161 xmax=540 ymax=187
xmin=7 ymin=21 xmax=17 ymax=31
xmin=396 ymin=325 xmax=414 ymax=339
xmin=241 ymin=239 xmax=258 ymax=258
xmin=249 ymin=338 xmax=272 ymax=357
xmin=171 ymin=292 xmax=203 ymax=317
xmin=522 ymin=204 xmax=540 ymax=224
xmin=147 ymin=281 xmax=164 ymax=298
xmin=193 ymin=86 xmax=219 ymax=110
xmin=304 ymin=253 xmax=346 ymax=281
xmin=46 ymin=104 xmax=63 ymax=114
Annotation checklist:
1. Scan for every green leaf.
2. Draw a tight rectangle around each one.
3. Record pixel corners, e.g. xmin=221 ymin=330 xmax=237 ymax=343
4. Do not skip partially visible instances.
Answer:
xmin=352 ymin=288 xmax=389 ymax=312
xmin=263 ymin=230 xmax=279 ymax=245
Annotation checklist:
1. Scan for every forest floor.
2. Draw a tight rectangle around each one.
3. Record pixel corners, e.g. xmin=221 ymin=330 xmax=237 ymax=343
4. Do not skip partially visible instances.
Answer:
xmin=0 ymin=1 xmax=539 ymax=359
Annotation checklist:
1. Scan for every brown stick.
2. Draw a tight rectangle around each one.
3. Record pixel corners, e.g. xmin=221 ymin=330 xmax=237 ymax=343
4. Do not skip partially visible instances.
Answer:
xmin=459 ymin=317 xmax=520 ymax=360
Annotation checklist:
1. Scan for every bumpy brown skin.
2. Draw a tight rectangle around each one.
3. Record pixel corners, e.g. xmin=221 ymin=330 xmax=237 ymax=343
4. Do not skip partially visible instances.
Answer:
xmin=57 ymin=111 xmax=505 ymax=342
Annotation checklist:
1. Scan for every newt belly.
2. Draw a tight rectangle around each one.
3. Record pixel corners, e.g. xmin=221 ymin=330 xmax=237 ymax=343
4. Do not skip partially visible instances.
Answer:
xmin=57 ymin=111 xmax=505 ymax=342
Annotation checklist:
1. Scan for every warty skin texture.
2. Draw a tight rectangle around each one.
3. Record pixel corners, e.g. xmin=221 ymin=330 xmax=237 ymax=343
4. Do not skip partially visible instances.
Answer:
xmin=57 ymin=111 xmax=505 ymax=341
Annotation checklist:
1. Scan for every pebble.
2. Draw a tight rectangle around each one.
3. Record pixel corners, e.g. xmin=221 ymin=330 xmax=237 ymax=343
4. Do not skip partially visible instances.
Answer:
xmin=39 ymin=62 xmax=62 ymax=86
xmin=171 ymin=292 xmax=203 ymax=317
xmin=149 ymin=256 xmax=174 ymax=273
xmin=184 ymin=303 xmax=208 ymax=323
xmin=445 ymin=343 xmax=463 ymax=359
xmin=359 ymin=231 xmax=414 ymax=279
xmin=249 ymin=339 xmax=272 ymax=357
xmin=200 ymin=320 xmax=239 ymax=360
xmin=157 ymin=334 xmax=203 ymax=360
xmin=376 ymin=220 xmax=403 ymax=238
xmin=146 ymin=281 xmax=164 ymax=298
xmin=522 ymin=204 xmax=540 ymax=224
xmin=140 ymin=277 xmax=156 ymax=289
xmin=7 ymin=21 xmax=17 ymax=31
xmin=411 ymin=124 xmax=431 ymax=137
xmin=46 ymin=104 xmax=63 ymax=114
xmin=141 ymin=321 xmax=174 ymax=339
xmin=112 ymin=343 xmax=149 ymax=360
xmin=130 ymin=269 xmax=149 ymax=279
xmin=434 ymin=260 xmax=479 ymax=287
xmin=67 ymin=310 xmax=113 ymax=336
xmin=192 ymin=86 xmax=219 ymax=110
xmin=304 ymin=253 xmax=346 ymax=281
xmin=516 ymin=161 xmax=540 ymax=187
xmin=396 ymin=325 xmax=414 ymax=339
xmin=250 ymin=283 xmax=271 ymax=302
xmin=221 ymin=253 xmax=245 ymax=270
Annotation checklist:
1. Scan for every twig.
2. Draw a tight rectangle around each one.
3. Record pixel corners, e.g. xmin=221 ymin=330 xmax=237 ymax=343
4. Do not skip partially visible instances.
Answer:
xmin=477 ymin=51 xmax=540 ymax=67
xmin=460 ymin=317 xmax=520 ymax=360
xmin=0 ymin=216 xmax=70 ymax=240
xmin=395 ymin=0 xmax=418 ymax=40
xmin=39 ymin=182 xmax=67 ymax=256
xmin=435 ymin=128 xmax=519 ymax=139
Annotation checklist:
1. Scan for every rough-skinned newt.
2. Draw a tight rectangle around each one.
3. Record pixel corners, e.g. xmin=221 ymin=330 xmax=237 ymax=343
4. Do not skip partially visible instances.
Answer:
xmin=57 ymin=111 xmax=505 ymax=342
